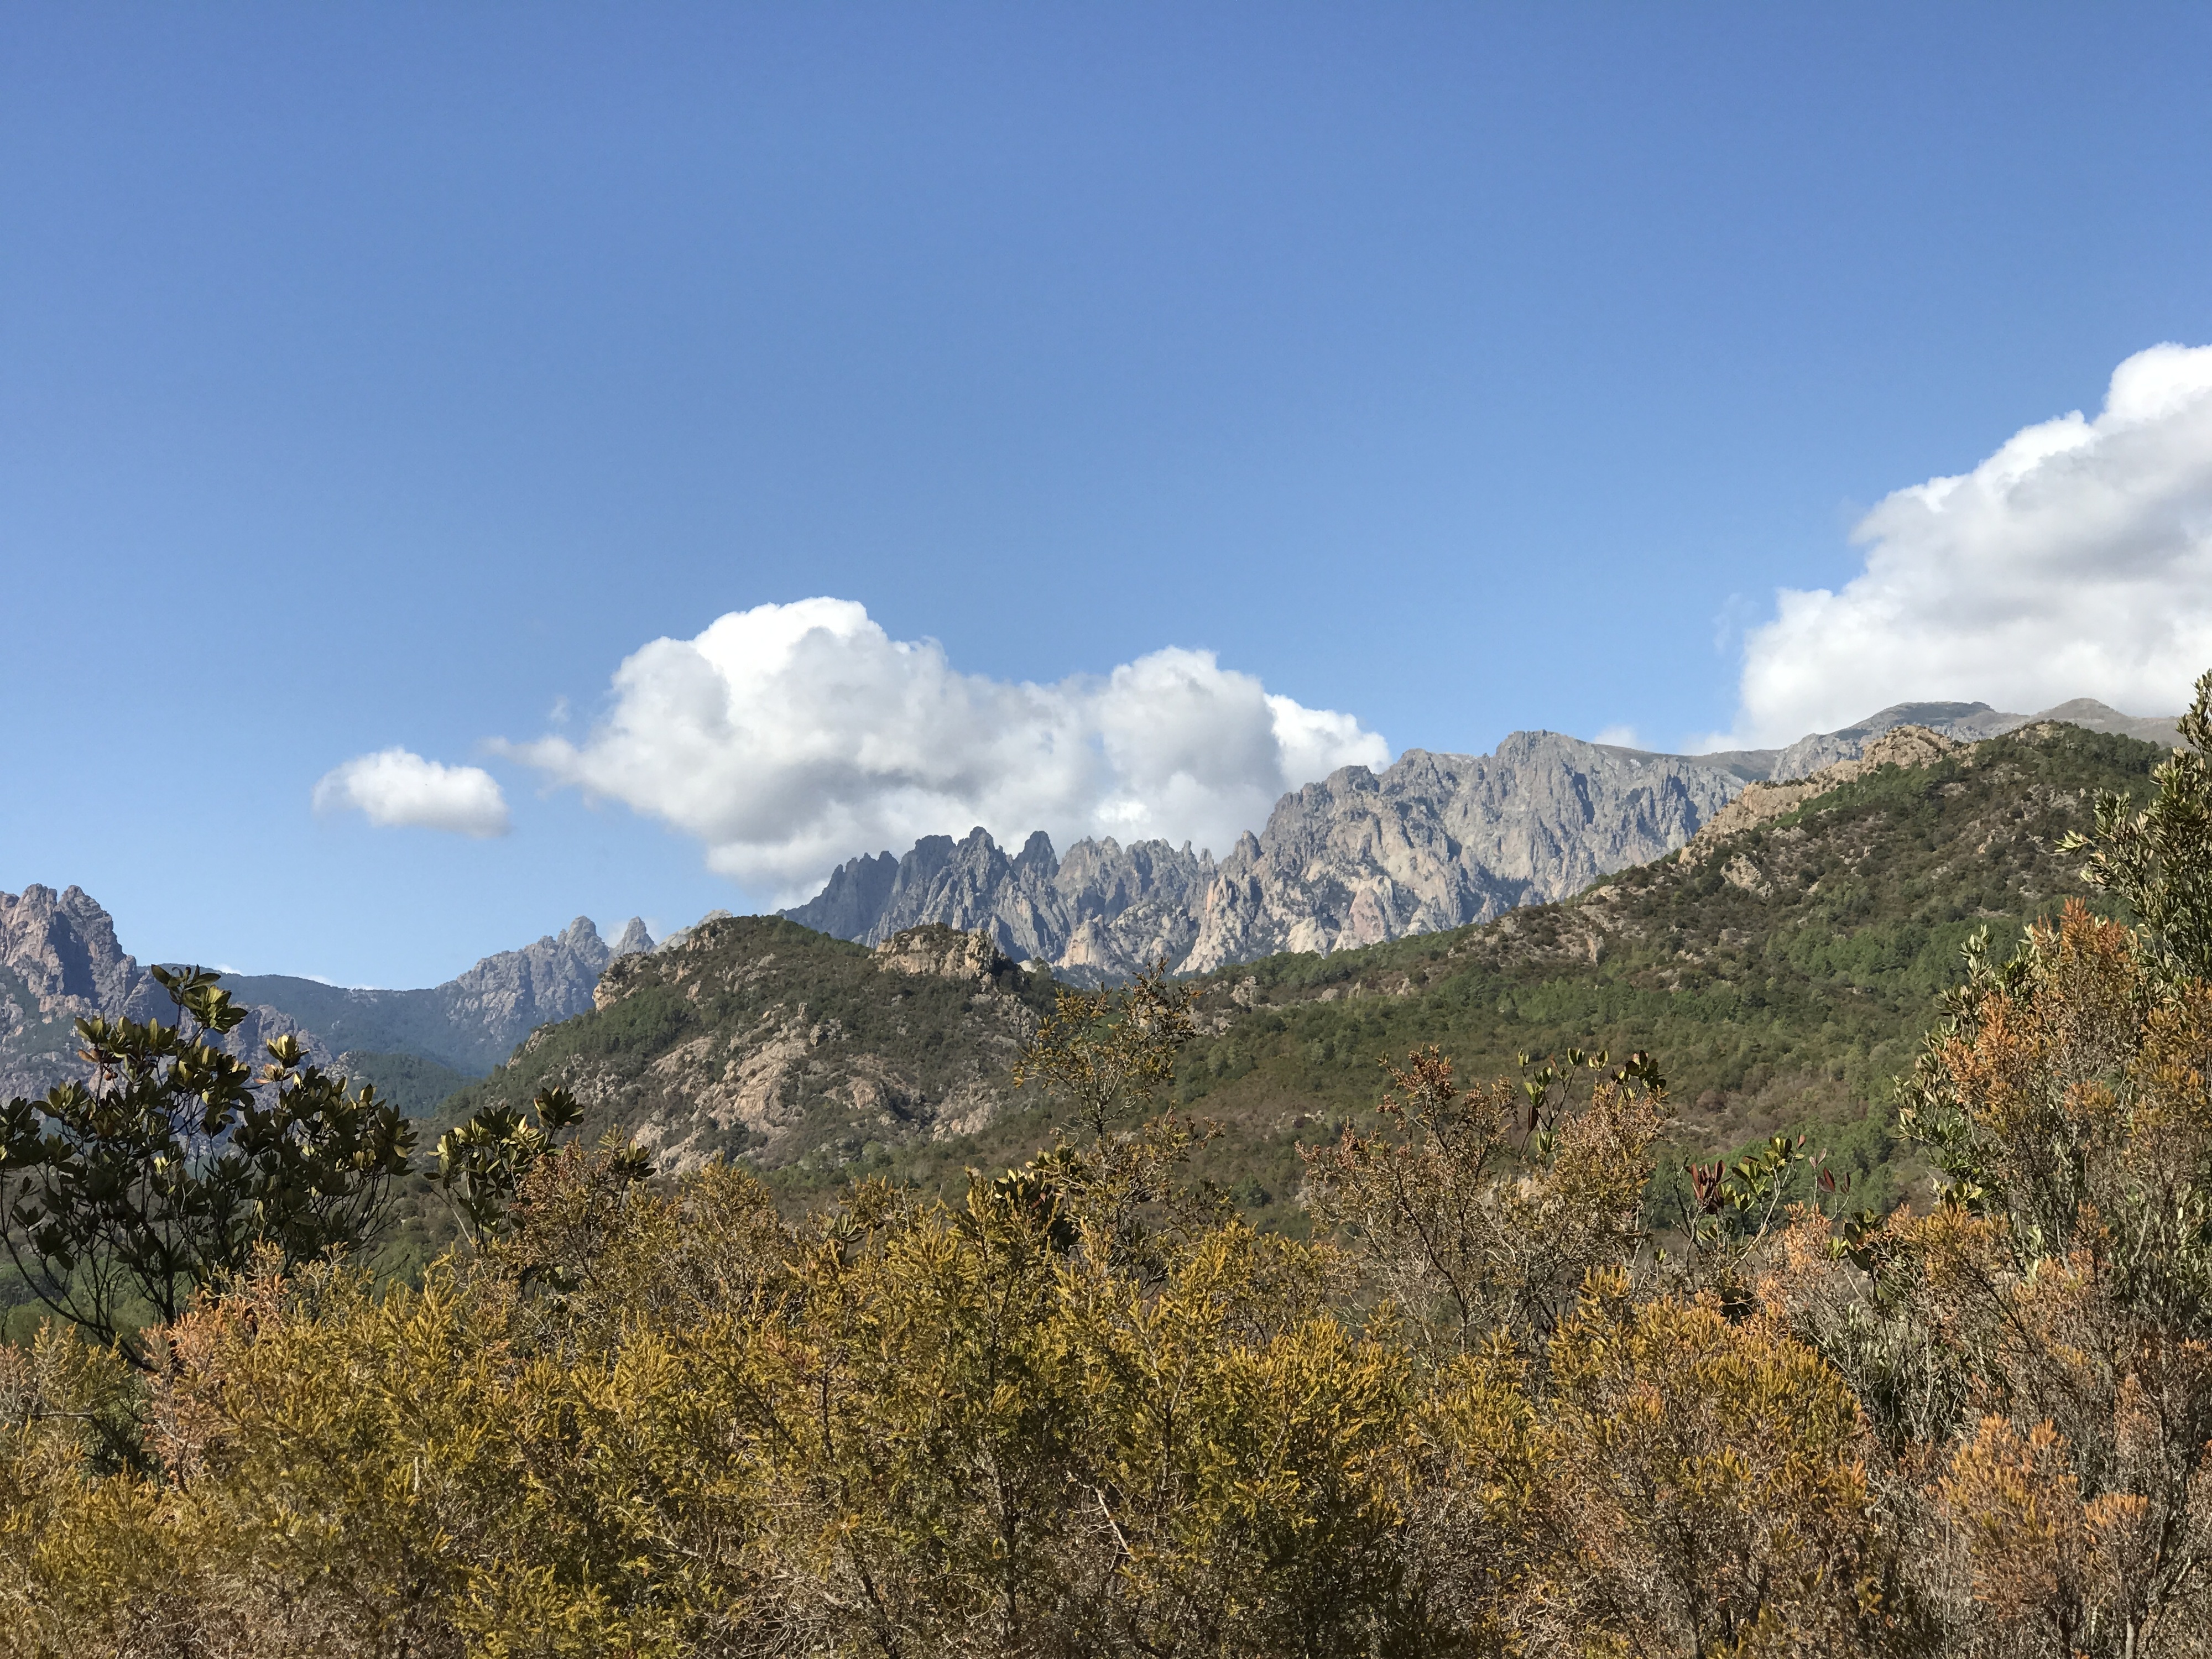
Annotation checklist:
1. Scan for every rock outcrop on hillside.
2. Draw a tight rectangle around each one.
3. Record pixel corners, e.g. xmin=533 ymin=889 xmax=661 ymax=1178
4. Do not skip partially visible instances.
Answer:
xmin=1760 ymin=698 xmax=2183 ymax=780
xmin=1678 ymin=726 xmax=1963 ymax=857
xmin=483 ymin=918 xmax=1054 ymax=1176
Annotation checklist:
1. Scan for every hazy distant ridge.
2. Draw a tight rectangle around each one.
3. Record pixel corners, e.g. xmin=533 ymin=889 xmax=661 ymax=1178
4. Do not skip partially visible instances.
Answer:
xmin=0 ymin=890 xmax=655 ymax=1102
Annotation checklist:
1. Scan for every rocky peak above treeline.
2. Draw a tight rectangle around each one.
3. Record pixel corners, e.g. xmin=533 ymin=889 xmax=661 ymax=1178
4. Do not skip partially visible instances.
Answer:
xmin=781 ymin=697 xmax=2178 ymax=980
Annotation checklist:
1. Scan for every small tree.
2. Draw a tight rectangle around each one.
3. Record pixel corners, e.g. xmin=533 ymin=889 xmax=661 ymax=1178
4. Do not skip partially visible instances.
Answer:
xmin=0 ymin=967 xmax=414 ymax=1364
xmin=1305 ymin=1045 xmax=1666 ymax=1357
xmin=1012 ymin=959 xmax=1199 ymax=1141
xmin=432 ymin=1086 xmax=646 ymax=1250
xmin=2062 ymin=665 xmax=2212 ymax=983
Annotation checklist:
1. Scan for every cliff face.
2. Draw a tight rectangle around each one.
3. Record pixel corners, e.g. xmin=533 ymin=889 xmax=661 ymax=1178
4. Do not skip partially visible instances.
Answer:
xmin=783 ymin=731 xmax=1747 ymax=976
xmin=1179 ymin=733 xmax=1746 ymax=972
xmin=785 ymin=831 xmax=1215 ymax=983
xmin=0 ymin=885 xmax=314 ymax=1099
xmin=779 ymin=699 xmax=2185 ymax=978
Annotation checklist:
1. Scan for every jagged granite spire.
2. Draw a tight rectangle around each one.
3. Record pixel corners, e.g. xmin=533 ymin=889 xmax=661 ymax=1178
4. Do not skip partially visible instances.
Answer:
xmin=779 ymin=698 xmax=2182 ymax=979
xmin=783 ymin=829 xmax=1214 ymax=982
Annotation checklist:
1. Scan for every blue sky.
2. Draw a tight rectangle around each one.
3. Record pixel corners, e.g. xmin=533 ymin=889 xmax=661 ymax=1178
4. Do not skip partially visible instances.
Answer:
xmin=7 ymin=4 xmax=2212 ymax=986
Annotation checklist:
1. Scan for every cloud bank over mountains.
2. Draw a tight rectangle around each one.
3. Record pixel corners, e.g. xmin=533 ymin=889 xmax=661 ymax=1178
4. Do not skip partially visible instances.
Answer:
xmin=312 ymin=749 xmax=511 ymax=838
xmin=498 ymin=598 xmax=1389 ymax=899
xmin=322 ymin=340 xmax=2212 ymax=887
xmin=1714 ymin=342 xmax=2212 ymax=747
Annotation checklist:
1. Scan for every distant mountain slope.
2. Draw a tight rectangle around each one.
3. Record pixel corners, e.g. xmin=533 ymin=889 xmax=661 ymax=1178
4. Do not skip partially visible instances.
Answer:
xmin=784 ymin=698 xmax=2179 ymax=979
xmin=1757 ymin=697 xmax=2180 ymax=779
xmin=0 ymin=891 xmax=655 ymax=1102
xmin=0 ymin=885 xmax=316 ymax=1101
xmin=785 ymin=733 xmax=1750 ymax=977
xmin=435 ymin=919 xmax=1057 ymax=1182
xmin=225 ymin=916 xmax=650 ymax=1075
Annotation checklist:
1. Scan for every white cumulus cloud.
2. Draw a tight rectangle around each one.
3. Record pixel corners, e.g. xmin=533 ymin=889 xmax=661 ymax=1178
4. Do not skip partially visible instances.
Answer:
xmin=499 ymin=598 xmax=1389 ymax=899
xmin=312 ymin=748 xmax=512 ymax=838
xmin=1712 ymin=342 xmax=2212 ymax=748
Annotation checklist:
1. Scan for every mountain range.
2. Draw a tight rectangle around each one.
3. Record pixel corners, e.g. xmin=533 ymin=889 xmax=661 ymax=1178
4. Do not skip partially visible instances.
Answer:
xmin=4 ymin=695 xmax=2182 ymax=1124
xmin=0 ymin=891 xmax=654 ymax=1111
xmin=781 ymin=697 xmax=2179 ymax=978
xmin=445 ymin=716 xmax=2169 ymax=1223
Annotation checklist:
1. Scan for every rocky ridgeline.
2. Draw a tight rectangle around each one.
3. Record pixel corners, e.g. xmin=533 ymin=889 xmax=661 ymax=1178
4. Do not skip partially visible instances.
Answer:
xmin=786 ymin=734 xmax=1749 ymax=977
xmin=0 ymin=885 xmax=317 ymax=1100
xmin=785 ymin=830 xmax=1216 ymax=984
xmin=218 ymin=916 xmax=662 ymax=1073
xmin=782 ymin=698 xmax=2182 ymax=978
xmin=0 ymin=885 xmax=658 ymax=1098
xmin=1677 ymin=724 xmax=1964 ymax=859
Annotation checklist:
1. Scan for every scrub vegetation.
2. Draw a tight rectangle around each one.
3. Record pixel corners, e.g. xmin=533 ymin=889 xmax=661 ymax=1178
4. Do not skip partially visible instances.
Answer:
xmin=7 ymin=695 xmax=2212 ymax=1655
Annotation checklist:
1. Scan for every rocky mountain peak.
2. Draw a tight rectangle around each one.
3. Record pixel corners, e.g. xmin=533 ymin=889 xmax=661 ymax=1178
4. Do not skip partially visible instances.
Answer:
xmin=613 ymin=917 xmax=655 ymax=956
xmin=1 ymin=883 xmax=317 ymax=1099
xmin=780 ymin=731 xmax=1748 ymax=978
xmin=1 ymin=883 xmax=142 ymax=1014
xmin=784 ymin=827 xmax=1214 ymax=982
xmin=776 ymin=696 xmax=2185 ymax=981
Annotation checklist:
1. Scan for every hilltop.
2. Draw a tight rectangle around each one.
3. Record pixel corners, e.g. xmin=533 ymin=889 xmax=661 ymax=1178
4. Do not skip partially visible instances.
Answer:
xmin=432 ymin=918 xmax=1059 ymax=1183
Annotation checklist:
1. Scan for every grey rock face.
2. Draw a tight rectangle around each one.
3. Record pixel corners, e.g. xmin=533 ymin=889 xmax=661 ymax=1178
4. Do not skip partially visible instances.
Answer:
xmin=1180 ymin=734 xmax=1746 ymax=972
xmin=782 ymin=732 xmax=1747 ymax=977
xmin=427 ymin=917 xmax=618 ymax=1067
xmin=781 ymin=697 xmax=2186 ymax=978
xmin=1 ymin=884 xmax=145 ymax=1017
xmin=784 ymin=828 xmax=1215 ymax=983
xmin=0 ymin=885 xmax=314 ymax=1100
xmin=612 ymin=917 xmax=655 ymax=957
